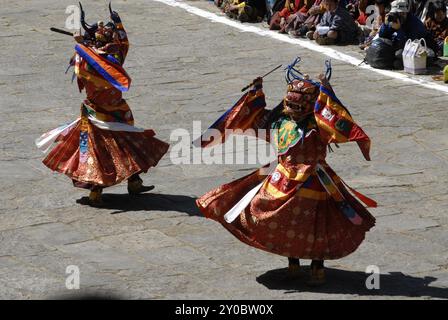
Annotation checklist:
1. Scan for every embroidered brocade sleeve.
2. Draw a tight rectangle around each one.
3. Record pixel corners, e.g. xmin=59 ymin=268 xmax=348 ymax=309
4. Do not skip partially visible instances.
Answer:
xmin=199 ymin=85 xmax=271 ymax=148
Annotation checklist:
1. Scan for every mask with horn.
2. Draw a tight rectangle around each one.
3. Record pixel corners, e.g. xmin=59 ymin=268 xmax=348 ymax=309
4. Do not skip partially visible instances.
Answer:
xmin=79 ymin=2 xmax=98 ymax=39
xmin=108 ymin=1 xmax=122 ymax=24
xmin=283 ymin=58 xmax=320 ymax=121
xmin=79 ymin=1 xmax=121 ymax=40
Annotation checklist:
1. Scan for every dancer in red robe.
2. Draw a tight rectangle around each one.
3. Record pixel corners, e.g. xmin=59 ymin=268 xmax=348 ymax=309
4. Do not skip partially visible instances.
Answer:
xmin=196 ymin=58 xmax=376 ymax=285
xmin=36 ymin=3 xmax=169 ymax=206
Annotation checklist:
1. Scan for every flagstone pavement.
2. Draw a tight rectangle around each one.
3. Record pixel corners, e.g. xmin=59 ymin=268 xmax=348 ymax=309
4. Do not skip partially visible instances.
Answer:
xmin=0 ymin=0 xmax=447 ymax=300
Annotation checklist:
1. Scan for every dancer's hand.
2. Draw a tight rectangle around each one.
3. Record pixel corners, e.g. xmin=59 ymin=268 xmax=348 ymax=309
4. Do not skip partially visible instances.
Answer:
xmin=318 ymin=73 xmax=330 ymax=87
xmin=252 ymin=77 xmax=263 ymax=87
xmin=73 ymin=30 xmax=83 ymax=43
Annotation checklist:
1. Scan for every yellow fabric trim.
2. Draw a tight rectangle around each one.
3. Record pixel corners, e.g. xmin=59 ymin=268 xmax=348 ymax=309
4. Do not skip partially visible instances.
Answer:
xmin=262 ymin=180 xmax=288 ymax=199
xmin=276 ymin=163 xmax=310 ymax=182
xmin=76 ymin=68 xmax=113 ymax=89
xmin=315 ymin=117 xmax=349 ymax=143
xmin=261 ymin=163 xmax=311 ymax=199
xmin=320 ymin=94 xmax=353 ymax=122
xmin=298 ymin=188 xmax=328 ymax=200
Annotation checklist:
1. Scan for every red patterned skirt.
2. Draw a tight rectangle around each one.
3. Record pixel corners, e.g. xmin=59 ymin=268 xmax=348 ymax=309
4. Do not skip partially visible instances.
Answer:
xmin=197 ymin=167 xmax=375 ymax=260
xmin=42 ymin=120 xmax=169 ymax=189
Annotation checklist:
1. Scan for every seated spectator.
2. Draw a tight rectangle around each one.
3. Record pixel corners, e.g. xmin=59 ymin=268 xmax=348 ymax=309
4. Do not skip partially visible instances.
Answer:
xmin=265 ymin=0 xmax=279 ymax=22
xmin=360 ymin=0 xmax=391 ymax=49
xmin=269 ymin=0 xmax=315 ymax=32
xmin=346 ymin=0 xmax=361 ymax=21
xmin=378 ymin=0 xmax=435 ymax=67
xmin=268 ymin=0 xmax=288 ymax=24
xmin=284 ymin=0 xmax=326 ymax=37
xmin=312 ymin=0 xmax=361 ymax=44
xmin=414 ymin=0 xmax=431 ymax=21
xmin=356 ymin=0 xmax=377 ymax=25
xmin=424 ymin=0 xmax=448 ymax=55
xmin=222 ymin=0 xmax=267 ymax=22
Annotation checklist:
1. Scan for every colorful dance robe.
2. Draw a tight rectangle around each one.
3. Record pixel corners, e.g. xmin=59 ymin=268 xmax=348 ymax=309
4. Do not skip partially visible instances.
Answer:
xmin=196 ymin=84 xmax=376 ymax=260
xmin=36 ymin=26 xmax=169 ymax=189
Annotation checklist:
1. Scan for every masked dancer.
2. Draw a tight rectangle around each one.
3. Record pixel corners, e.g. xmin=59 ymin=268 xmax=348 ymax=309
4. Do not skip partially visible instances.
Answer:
xmin=196 ymin=58 xmax=376 ymax=285
xmin=36 ymin=3 xmax=169 ymax=206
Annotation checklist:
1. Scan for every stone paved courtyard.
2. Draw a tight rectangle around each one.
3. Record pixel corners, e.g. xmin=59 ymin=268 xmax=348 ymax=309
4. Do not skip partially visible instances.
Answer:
xmin=0 ymin=0 xmax=447 ymax=299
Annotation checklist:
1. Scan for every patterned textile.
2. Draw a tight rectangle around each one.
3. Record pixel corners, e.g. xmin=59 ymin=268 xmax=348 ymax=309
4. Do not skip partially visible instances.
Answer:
xmin=42 ymin=119 xmax=168 ymax=188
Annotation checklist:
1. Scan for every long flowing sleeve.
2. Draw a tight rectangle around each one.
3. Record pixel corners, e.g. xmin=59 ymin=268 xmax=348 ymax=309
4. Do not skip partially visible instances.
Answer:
xmin=199 ymin=84 xmax=276 ymax=148
xmin=314 ymin=83 xmax=371 ymax=160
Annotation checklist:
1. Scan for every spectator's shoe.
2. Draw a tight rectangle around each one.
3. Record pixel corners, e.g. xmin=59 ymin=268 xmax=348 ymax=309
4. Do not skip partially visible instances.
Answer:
xmin=315 ymin=36 xmax=336 ymax=46
xmin=298 ymin=25 xmax=309 ymax=37
xmin=238 ymin=5 xmax=254 ymax=23
xmin=306 ymin=30 xmax=314 ymax=40
xmin=288 ymin=30 xmax=300 ymax=38
xmin=238 ymin=12 xmax=249 ymax=22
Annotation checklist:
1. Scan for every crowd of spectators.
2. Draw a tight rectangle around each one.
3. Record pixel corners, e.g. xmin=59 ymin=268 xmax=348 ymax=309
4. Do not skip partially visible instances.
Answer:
xmin=210 ymin=0 xmax=448 ymax=71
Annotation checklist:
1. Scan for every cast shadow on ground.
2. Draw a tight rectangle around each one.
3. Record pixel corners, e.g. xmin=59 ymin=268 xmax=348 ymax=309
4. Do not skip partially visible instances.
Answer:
xmin=47 ymin=292 xmax=124 ymax=300
xmin=256 ymin=267 xmax=448 ymax=299
xmin=76 ymin=192 xmax=201 ymax=216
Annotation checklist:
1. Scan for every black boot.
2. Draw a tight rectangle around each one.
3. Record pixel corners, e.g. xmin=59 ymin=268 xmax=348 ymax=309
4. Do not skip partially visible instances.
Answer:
xmin=76 ymin=186 xmax=104 ymax=207
xmin=287 ymin=257 xmax=301 ymax=278
xmin=127 ymin=174 xmax=154 ymax=195
xmin=307 ymin=260 xmax=326 ymax=286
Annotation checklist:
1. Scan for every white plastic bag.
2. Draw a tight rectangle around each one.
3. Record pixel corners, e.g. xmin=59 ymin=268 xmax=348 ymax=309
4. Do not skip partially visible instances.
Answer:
xmin=402 ymin=38 xmax=427 ymax=75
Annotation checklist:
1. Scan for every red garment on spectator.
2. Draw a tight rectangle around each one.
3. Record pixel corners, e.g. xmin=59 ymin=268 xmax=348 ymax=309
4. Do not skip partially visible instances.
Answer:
xmin=279 ymin=0 xmax=313 ymax=18
xmin=357 ymin=12 xmax=368 ymax=25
